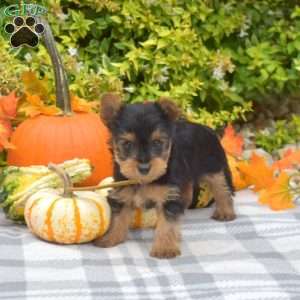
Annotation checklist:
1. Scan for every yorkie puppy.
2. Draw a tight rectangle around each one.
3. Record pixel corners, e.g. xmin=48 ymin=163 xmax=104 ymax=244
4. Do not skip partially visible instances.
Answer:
xmin=94 ymin=93 xmax=236 ymax=259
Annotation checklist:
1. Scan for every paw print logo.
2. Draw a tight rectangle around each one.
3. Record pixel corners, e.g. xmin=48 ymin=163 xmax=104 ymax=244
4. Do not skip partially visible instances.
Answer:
xmin=4 ymin=16 xmax=45 ymax=48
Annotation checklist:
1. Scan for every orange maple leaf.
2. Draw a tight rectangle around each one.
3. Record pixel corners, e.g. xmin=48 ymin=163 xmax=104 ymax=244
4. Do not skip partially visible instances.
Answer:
xmin=238 ymin=153 xmax=274 ymax=192
xmin=259 ymin=172 xmax=295 ymax=211
xmin=19 ymin=93 xmax=61 ymax=117
xmin=272 ymin=149 xmax=300 ymax=171
xmin=221 ymin=124 xmax=244 ymax=157
xmin=21 ymin=71 xmax=49 ymax=101
xmin=0 ymin=92 xmax=19 ymax=119
xmin=20 ymin=71 xmax=61 ymax=117
xmin=71 ymin=94 xmax=98 ymax=113
xmin=0 ymin=119 xmax=15 ymax=150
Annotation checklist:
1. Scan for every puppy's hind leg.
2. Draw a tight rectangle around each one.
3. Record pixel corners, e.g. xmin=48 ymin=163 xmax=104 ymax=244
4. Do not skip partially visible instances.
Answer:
xmin=180 ymin=181 xmax=194 ymax=208
xmin=202 ymin=172 xmax=236 ymax=221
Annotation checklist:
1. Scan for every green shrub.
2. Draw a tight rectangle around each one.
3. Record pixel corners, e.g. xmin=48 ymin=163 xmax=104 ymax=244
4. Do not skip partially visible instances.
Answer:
xmin=0 ymin=37 xmax=27 ymax=95
xmin=255 ymin=115 xmax=300 ymax=153
xmin=1 ymin=0 xmax=300 ymax=126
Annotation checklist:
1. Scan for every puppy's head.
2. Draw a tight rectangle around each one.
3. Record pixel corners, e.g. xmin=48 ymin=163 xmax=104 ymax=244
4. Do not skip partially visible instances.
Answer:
xmin=100 ymin=93 xmax=181 ymax=183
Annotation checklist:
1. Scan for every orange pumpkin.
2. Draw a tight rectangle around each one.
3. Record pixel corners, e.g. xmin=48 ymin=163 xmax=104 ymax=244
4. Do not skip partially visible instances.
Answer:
xmin=7 ymin=20 xmax=113 ymax=185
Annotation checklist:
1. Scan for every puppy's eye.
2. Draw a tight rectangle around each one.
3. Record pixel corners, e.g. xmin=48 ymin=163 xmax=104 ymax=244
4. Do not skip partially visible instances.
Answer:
xmin=152 ymin=140 xmax=163 ymax=152
xmin=122 ymin=140 xmax=133 ymax=152
xmin=152 ymin=140 xmax=162 ymax=147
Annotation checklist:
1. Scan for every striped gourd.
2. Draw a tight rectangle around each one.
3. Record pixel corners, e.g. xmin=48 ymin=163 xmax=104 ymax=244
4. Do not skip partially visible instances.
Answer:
xmin=24 ymin=165 xmax=111 ymax=244
xmin=0 ymin=158 xmax=92 ymax=223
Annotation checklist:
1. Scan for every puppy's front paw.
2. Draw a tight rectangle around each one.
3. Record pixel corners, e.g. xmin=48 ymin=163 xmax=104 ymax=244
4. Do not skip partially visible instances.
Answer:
xmin=93 ymin=235 xmax=125 ymax=248
xmin=150 ymin=246 xmax=181 ymax=259
xmin=212 ymin=206 xmax=236 ymax=221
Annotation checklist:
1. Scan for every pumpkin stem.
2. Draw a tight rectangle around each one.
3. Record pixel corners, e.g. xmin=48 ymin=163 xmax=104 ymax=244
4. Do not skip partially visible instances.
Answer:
xmin=48 ymin=163 xmax=73 ymax=197
xmin=69 ymin=179 xmax=140 ymax=192
xmin=39 ymin=17 xmax=72 ymax=115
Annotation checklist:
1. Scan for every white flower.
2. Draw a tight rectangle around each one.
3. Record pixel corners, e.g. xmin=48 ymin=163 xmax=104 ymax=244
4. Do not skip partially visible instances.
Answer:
xmin=161 ymin=66 xmax=169 ymax=75
xmin=260 ymin=128 xmax=271 ymax=135
xmin=239 ymin=17 xmax=251 ymax=38
xmin=156 ymin=75 xmax=169 ymax=83
xmin=24 ymin=53 xmax=32 ymax=62
xmin=239 ymin=22 xmax=249 ymax=37
xmin=212 ymin=66 xmax=225 ymax=80
xmin=97 ymin=67 xmax=104 ymax=75
xmin=230 ymin=86 xmax=237 ymax=92
xmin=68 ymin=47 xmax=78 ymax=57
xmin=146 ymin=0 xmax=156 ymax=5
xmin=239 ymin=30 xmax=248 ymax=38
xmin=224 ymin=3 xmax=234 ymax=12
xmin=76 ymin=62 xmax=84 ymax=72
xmin=124 ymin=86 xmax=135 ymax=93
xmin=57 ymin=13 xmax=68 ymax=21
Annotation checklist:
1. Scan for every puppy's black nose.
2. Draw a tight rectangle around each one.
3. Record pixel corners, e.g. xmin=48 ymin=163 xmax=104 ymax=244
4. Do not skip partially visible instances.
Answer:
xmin=138 ymin=163 xmax=150 ymax=175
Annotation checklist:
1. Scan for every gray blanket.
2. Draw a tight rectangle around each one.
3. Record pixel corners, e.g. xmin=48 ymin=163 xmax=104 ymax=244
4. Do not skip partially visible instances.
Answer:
xmin=1 ymin=190 xmax=300 ymax=300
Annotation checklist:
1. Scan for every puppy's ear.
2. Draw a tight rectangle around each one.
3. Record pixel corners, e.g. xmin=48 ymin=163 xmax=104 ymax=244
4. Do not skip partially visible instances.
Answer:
xmin=100 ymin=93 xmax=122 ymax=128
xmin=157 ymin=97 xmax=181 ymax=121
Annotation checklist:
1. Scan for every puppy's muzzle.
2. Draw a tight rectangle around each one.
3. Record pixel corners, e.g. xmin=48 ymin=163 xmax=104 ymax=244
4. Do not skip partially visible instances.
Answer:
xmin=138 ymin=163 xmax=150 ymax=175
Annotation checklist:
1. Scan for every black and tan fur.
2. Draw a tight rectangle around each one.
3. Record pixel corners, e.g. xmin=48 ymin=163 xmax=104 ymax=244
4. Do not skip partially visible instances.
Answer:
xmin=94 ymin=93 xmax=236 ymax=259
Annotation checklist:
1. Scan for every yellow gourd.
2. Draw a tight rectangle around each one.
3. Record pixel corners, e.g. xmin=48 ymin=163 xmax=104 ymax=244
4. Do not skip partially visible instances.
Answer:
xmin=131 ymin=207 xmax=157 ymax=229
xmin=227 ymin=155 xmax=249 ymax=190
xmin=24 ymin=164 xmax=111 ymax=244
xmin=96 ymin=177 xmax=213 ymax=229
xmin=96 ymin=177 xmax=158 ymax=229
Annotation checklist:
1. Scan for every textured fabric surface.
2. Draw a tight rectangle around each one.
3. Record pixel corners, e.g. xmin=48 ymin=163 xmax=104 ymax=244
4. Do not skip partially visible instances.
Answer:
xmin=1 ymin=189 xmax=300 ymax=300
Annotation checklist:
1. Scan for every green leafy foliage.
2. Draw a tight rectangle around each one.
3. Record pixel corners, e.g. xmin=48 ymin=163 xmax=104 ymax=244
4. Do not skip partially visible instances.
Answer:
xmin=0 ymin=38 xmax=27 ymax=95
xmin=255 ymin=115 xmax=300 ymax=153
xmin=1 ymin=0 xmax=300 ymax=126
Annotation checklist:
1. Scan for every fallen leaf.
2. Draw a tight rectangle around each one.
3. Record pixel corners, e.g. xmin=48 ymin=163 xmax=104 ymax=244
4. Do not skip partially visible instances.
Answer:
xmin=0 ymin=119 xmax=15 ymax=150
xmin=259 ymin=172 xmax=295 ymax=210
xmin=221 ymin=124 xmax=244 ymax=157
xmin=0 ymin=92 xmax=19 ymax=119
xmin=19 ymin=93 xmax=61 ymax=118
xmin=272 ymin=149 xmax=300 ymax=171
xmin=71 ymin=94 xmax=98 ymax=113
xmin=21 ymin=71 xmax=49 ymax=101
xmin=238 ymin=153 xmax=274 ymax=191
xmin=0 ymin=92 xmax=18 ymax=151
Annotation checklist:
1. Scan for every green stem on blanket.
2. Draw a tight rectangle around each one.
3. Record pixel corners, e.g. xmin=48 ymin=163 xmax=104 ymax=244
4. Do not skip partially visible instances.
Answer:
xmin=70 ymin=179 xmax=139 ymax=192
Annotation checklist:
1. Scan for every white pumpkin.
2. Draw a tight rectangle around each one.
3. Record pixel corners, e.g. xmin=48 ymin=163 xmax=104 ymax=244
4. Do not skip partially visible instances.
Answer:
xmin=24 ymin=164 xmax=111 ymax=244
xmin=96 ymin=176 xmax=114 ymax=199
xmin=25 ymin=189 xmax=111 ymax=244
